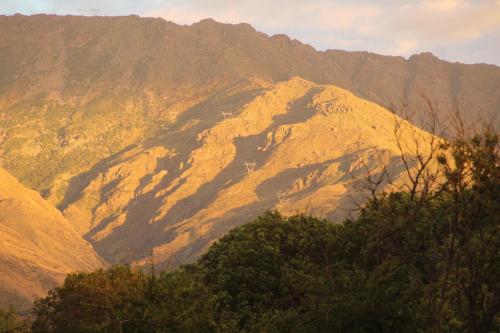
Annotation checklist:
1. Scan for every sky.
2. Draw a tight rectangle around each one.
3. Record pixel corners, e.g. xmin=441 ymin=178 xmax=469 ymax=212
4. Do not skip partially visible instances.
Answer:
xmin=2 ymin=0 xmax=500 ymax=66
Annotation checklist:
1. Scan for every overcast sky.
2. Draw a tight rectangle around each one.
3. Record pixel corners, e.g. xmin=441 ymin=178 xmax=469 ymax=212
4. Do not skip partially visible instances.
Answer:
xmin=2 ymin=0 xmax=499 ymax=66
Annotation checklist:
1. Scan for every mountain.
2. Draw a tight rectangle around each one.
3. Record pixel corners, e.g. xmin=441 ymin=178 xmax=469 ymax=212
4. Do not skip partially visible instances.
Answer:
xmin=0 ymin=14 xmax=498 ymax=206
xmin=0 ymin=14 xmax=496 ymax=290
xmin=62 ymin=77 xmax=433 ymax=268
xmin=0 ymin=167 xmax=106 ymax=310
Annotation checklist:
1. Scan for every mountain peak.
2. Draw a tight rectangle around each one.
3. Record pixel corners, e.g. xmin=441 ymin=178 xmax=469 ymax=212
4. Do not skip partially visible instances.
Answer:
xmin=409 ymin=52 xmax=440 ymax=61
xmin=194 ymin=17 xmax=218 ymax=25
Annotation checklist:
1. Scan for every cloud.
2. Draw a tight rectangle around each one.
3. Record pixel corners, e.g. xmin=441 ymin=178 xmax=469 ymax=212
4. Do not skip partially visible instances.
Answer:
xmin=385 ymin=0 xmax=500 ymax=43
xmin=386 ymin=39 xmax=419 ymax=55
xmin=148 ymin=0 xmax=381 ymax=32
xmin=421 ymin=0 xmax=464 ymax=11
xmin=359 ymin=0 xmax=499 ymax=62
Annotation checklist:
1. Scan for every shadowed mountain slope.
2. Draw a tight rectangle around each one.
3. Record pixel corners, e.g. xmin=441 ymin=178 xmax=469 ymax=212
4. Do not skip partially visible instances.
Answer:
xmin=0 ymin=167 xmax=106 ymax=310
xmin=0 ymin=14 xmax=499 ymax=205
xmin=61 ymin=77 xmax=435 ymax=268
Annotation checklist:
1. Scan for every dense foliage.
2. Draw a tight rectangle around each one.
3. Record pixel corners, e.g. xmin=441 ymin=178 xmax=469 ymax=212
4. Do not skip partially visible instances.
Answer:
xmin=28 ymin=132 xmax=499 ymax=332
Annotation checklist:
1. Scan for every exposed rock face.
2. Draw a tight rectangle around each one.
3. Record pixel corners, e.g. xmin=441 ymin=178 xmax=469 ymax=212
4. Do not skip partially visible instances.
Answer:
xmin=62 ymin=78 xmax=433 ymax=268
xmin=0 ymin=167 xmax=106 ymax=310
xmin=0 ymin=14 xmax=498 ymax=204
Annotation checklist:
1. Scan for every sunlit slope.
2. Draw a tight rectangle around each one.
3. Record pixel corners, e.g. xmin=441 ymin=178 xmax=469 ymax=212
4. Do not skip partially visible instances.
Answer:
xmin=62 ymin=78 xmax=434 ymax=268
xmin=0 ymin=74 xmax=263 ymax=205
xmin=0 ymin=167 xmax=106 ymax=310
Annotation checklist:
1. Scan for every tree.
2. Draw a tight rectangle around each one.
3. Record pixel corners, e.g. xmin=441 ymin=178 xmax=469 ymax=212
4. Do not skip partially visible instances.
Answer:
xmin=198 ymin=212 xmax=340 ymax=331
xmin=433 ymin=131 xmax=500 ymax=332
xmin=32 ymin=266 xmax=151 ymax=333
xmin=349 ymin=129 xmax=499 ymax=332
xmin=147 ymin=266 xmax=215 ymax=332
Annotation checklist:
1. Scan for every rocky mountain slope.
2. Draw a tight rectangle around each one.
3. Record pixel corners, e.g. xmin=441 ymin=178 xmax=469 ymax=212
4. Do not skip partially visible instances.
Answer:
xmin=0 ymin=167 xmax=106 ymax=310
xmin=0 ymin=14 xmax=495 ymax=307
xmin=0 ymin=14 xmax=498 ymax=206
xmin=62 ymin=77 xmax=434 ymax=268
